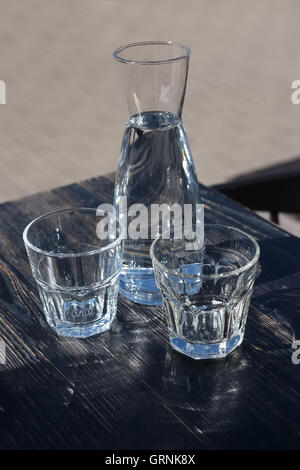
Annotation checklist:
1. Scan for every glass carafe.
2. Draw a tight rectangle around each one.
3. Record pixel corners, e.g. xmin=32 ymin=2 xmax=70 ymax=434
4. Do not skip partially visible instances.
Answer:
xmin=113 ymin=41 xmax=200 ymax=305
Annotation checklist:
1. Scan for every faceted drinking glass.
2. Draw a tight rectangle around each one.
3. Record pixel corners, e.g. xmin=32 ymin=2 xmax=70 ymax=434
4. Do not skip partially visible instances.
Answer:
xmin=23 ymin=208 xmax=123 ymax=338
xmin=151 ymin=224 xmax=260 ymax=359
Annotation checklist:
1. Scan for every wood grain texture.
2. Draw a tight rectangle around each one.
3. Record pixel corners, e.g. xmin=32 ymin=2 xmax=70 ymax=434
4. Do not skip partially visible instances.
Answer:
xmin=0 ymin=176 xmax=299 ymax=449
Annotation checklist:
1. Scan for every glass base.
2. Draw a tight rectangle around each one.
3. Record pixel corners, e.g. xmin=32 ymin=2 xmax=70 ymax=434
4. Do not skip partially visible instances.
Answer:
xmin=49 ymin=318 xmax=113 ymax=338
xmin=169 ymin=332 xmax=244 ymax=360
xmin=119 ymin=285 xmax=163 ymax=305
xmin=119 ymin=269 xmax=163 ymax=306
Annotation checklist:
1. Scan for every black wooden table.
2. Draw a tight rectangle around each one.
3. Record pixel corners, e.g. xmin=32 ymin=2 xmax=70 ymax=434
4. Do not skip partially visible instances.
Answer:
xmin=0 ymin=176 xmax=300 ymax=450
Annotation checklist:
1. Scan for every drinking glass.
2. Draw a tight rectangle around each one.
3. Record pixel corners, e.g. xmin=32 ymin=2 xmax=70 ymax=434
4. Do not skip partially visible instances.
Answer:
xmin=23 ymin=208 xmax=123 ymax=338
xmin=150 ymin=224 xmax=260 ymax=359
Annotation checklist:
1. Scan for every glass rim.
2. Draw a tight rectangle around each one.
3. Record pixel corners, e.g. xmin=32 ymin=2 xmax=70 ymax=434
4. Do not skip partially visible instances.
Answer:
xmin=150 ymin=223 xmax=260 ymax=280
xmin=113 ymin=41 xmax=191 ymax=65
xmin=23 ymin=207 xmax=122 ymax=259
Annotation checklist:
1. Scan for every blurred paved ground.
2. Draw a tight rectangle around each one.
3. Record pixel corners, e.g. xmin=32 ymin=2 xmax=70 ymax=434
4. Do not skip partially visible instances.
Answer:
xmin=0 ymin=0 xmax=300 ymax=233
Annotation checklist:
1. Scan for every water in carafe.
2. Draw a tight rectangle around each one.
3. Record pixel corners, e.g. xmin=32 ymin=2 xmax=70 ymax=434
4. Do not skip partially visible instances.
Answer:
xmin=113 ymin=42 xmax=201 ymax=305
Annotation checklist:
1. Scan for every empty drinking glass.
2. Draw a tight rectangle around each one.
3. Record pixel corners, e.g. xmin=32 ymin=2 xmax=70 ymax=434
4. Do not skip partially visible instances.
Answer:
xmin=151 ymin=224 xmax=260 ymax=359
xmin=23 ymin=208 xmax=123 ymax=338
